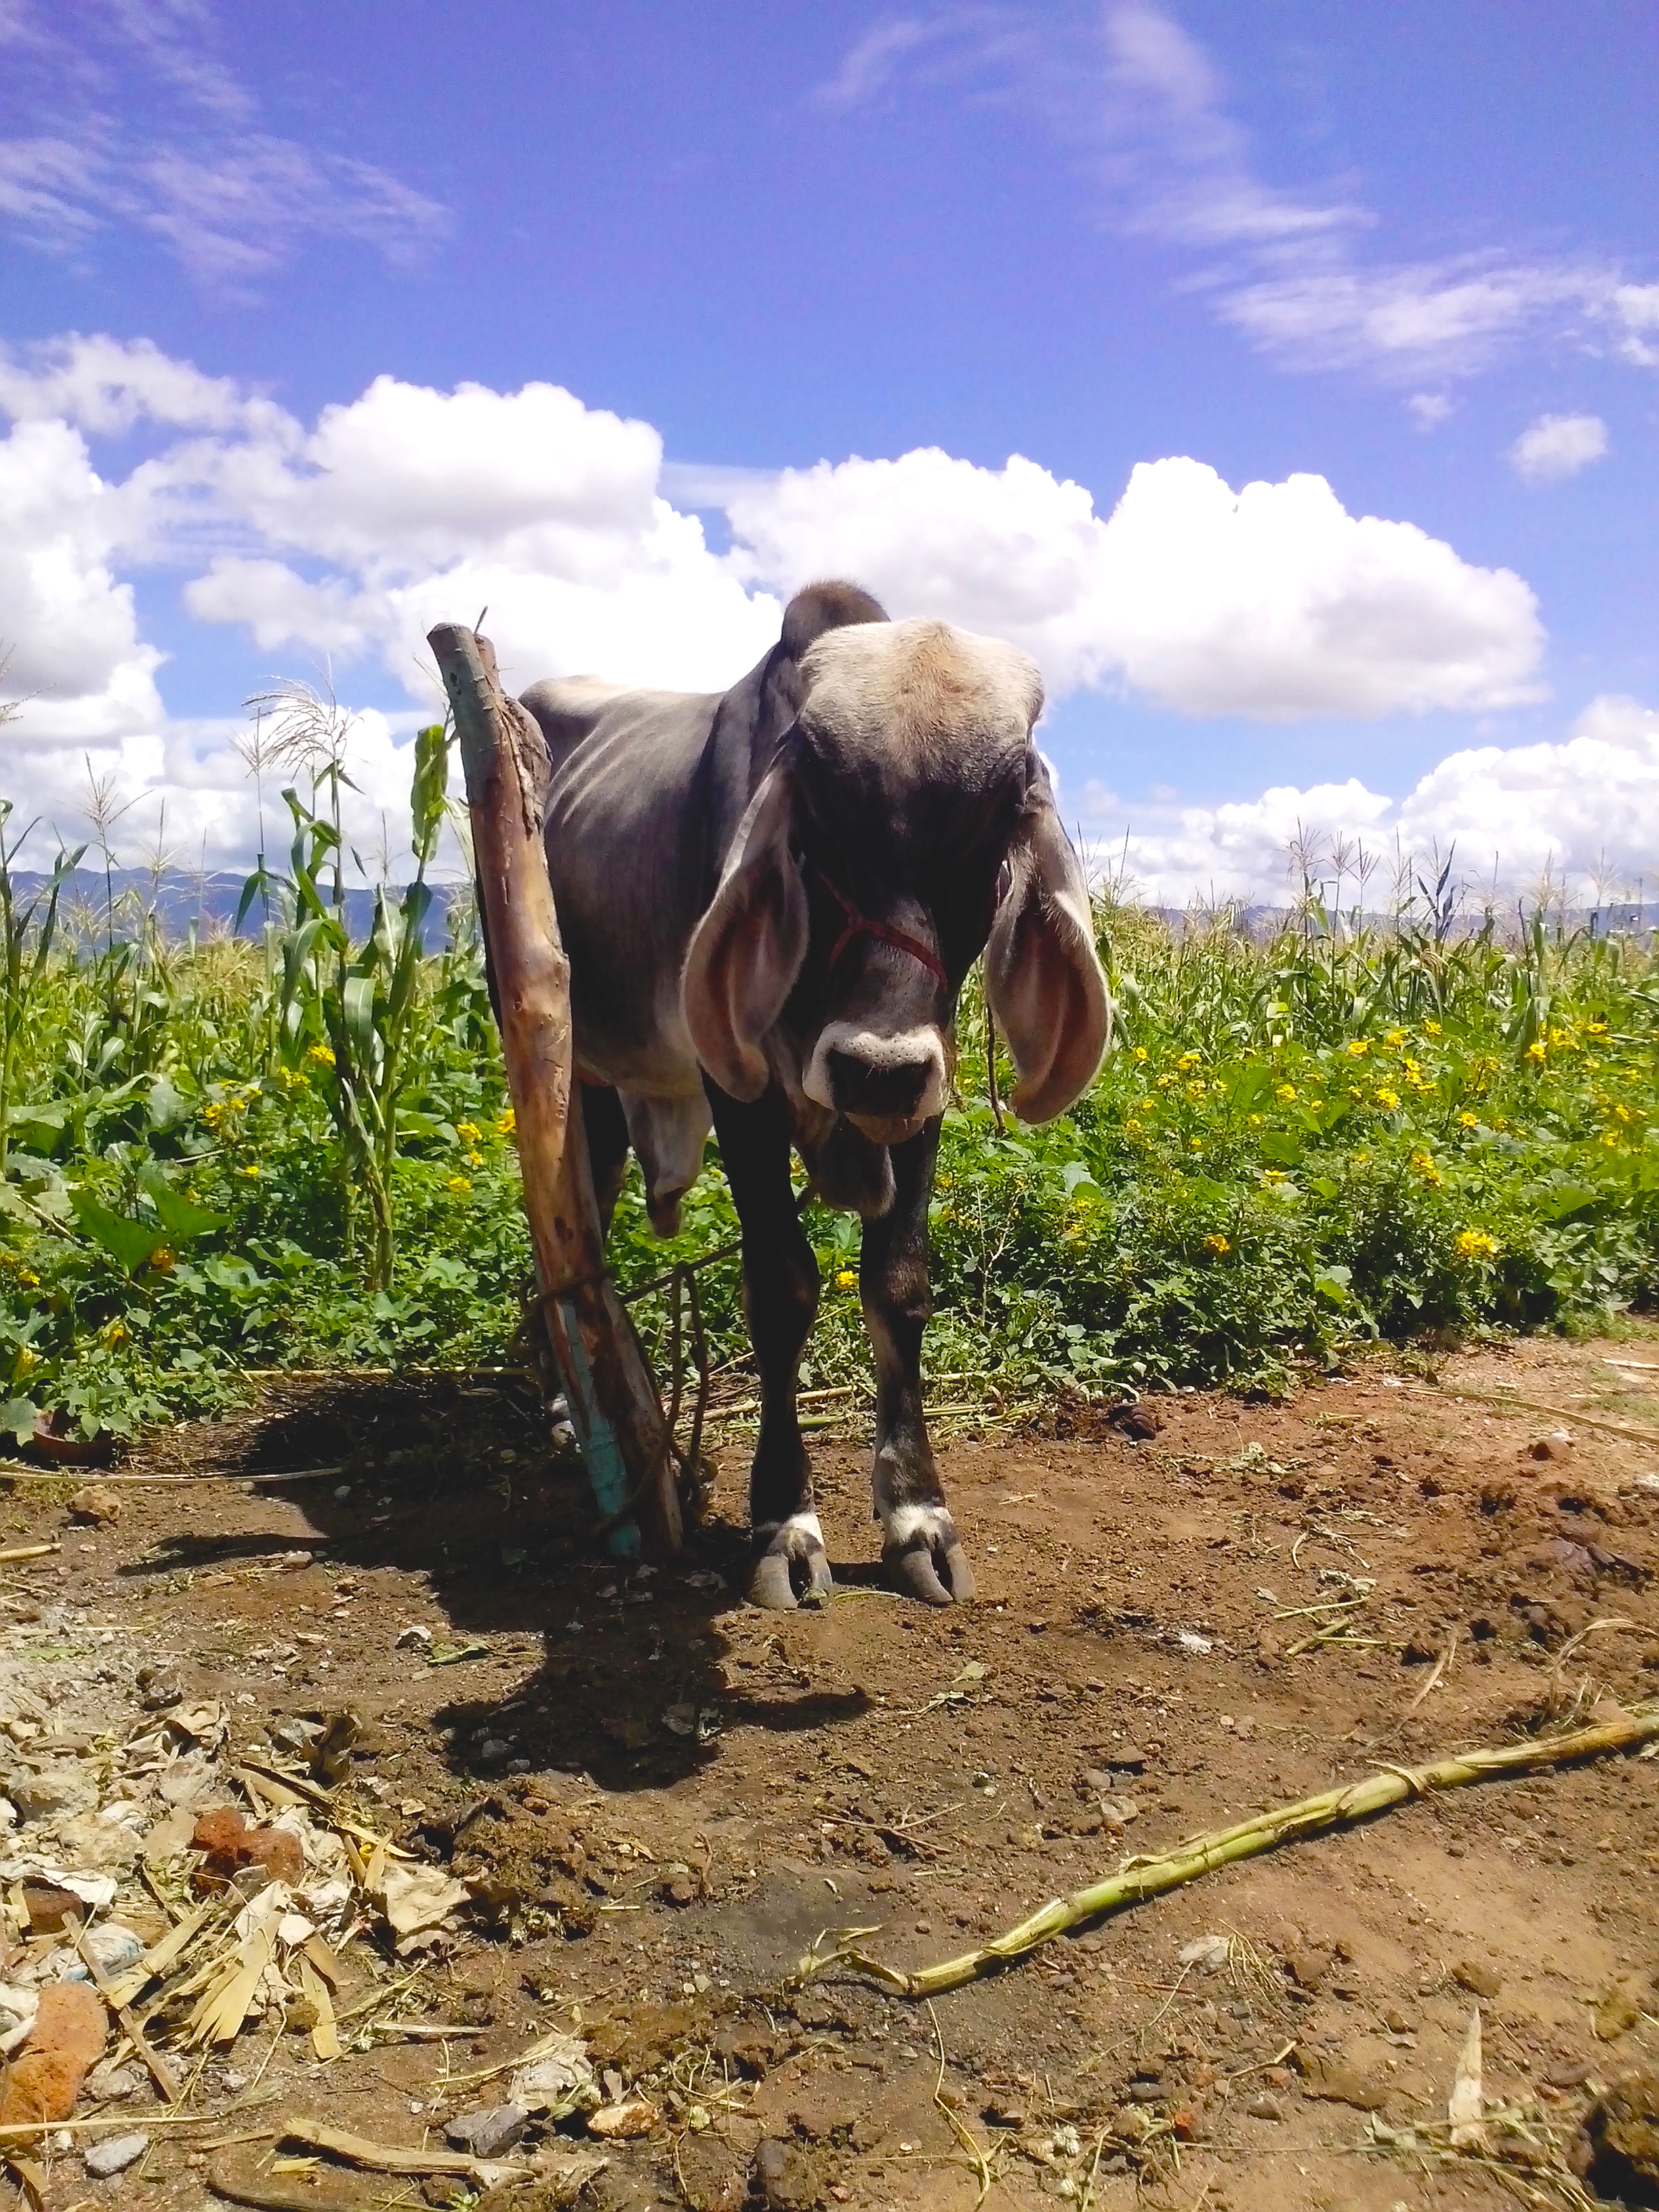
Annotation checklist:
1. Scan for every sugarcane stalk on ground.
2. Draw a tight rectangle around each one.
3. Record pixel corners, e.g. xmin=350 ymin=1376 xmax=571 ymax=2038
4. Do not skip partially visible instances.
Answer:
xmin=428 ymin=623 xmax=680 ymax=1559
xmin=793 ymin=1703 xmax=1659 ymax=1999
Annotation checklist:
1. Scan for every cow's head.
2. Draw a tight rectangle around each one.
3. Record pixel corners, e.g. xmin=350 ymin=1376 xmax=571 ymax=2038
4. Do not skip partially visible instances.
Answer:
xmin=682 ymin=588 xmax=1109 ymax=1202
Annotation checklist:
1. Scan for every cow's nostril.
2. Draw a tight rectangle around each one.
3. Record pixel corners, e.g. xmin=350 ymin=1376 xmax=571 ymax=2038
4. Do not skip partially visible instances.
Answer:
xmin=825 ymin=1048 xmax=930 ymax=1119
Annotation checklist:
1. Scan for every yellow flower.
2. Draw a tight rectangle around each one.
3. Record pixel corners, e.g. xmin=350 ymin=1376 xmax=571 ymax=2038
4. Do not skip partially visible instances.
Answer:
xmin=1614 ymin=1105 xmax=1633 ymax=1123
xmin=148 ymin=1247 xmax=176 ymax=1273
xmin=1423 ymin=1019 xmax=1441 ymax=1036
xmin=15 ymin=1345 xmax=37 ymax=1370
xmin=239 ymin=1164 xmax=260 ymax=1179
xmin=1177 ymin=1050 xmax=1201 ymax=1071
xmin=1373 ymin=1087 xmax=1400 ymax=1110
xmin=446 ymin=1174 xmax=471 ymax=1192
xmin=1601 ymin=1131 xmax=1620 ymax=1148
xmin=1345 ymin=1039 xmax=1370 ymax=1058
xmin=308 ymin=1042 xmax=335 ymax=1067
xmin=835 ymin=1268 xmax=857 ymax=1290
xmin=1132 ymin=1045 xmax=1149 ymax=1062
xmin=1454 ymin=1229 xmax=1497 ymax=1261
xmin=100 ymin=1319 xmax=127 ymax=1345
xmin=1248 ymin=1113 xmax=1263 ymax=1127
xmin=1584 ymin=1019 xmax=1608 ymax=1036
xmin=1125 ymin=1118 xmax=1143 ymax=1134
xmin=456 ymin=1120 xmax=480 ymax=1141
xmin=1409 ymin=1149 xmax=1441 ymax=1185
xmin=1523 ymin=1040 xmax=1547 ymax=1063
xmin=466 ymin=1150 xmax=483 ymax=1168
xmin=495 ymin=1107 xmax=516 ymax=1134
xmin=1259 ymin=1168 xmax=1286 ymax=1184
xmin=1186 ymin=1080 xmax=1207 ymax=1100
xmin=1275 ymin=1084 xmax=1296 ymax=1102
xmin=1384 ymin=1027 xmax=1406 ymax=1048
xmin=1458 ymin=1111 xmax=1479 ymax=1128
xmin=1156 ymin=1072 xmax=1177 ymax=1089
xmin=1204 ymin=1233 xmax=1230 ymax=1254
xmin=201 ymin=1101 xmax=225 ymax=1128
xmin=1188 ymin=1137 xmax=1202 ymax=1151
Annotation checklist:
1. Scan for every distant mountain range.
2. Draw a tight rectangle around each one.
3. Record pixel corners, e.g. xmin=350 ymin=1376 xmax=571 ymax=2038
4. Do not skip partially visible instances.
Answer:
xmin=7 ymin=868 xmax=1656 ymax=950
xmin=7 ymin=868 xmax=472 ymax=950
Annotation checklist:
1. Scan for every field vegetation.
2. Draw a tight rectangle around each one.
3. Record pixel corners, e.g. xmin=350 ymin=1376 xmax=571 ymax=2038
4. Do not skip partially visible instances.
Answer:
xmin=1 ymin=729 xmax=1656 ymax=1448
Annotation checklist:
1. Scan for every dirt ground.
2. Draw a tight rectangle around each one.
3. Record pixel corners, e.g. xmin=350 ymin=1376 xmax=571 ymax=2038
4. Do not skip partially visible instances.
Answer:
xmin=3 ymin=1325 xmax=1658 ymax=2211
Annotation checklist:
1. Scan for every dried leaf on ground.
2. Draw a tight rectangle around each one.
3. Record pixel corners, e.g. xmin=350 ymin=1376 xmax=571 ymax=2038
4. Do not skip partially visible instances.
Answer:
xmin=372 ymin=1860 xmax=469 ymax=1943
xmin=510 ymin=2030 xmax=600 ymax=2120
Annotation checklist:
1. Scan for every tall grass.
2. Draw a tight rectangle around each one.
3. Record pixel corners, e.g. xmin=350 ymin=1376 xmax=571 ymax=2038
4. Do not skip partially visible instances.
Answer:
xmin=0 ymin=758 xmax=1654 ymax=1440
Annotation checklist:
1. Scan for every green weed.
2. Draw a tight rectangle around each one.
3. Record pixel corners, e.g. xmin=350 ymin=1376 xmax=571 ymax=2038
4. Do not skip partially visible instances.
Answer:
xmin=1 ymin=777 xmax=1655 ymax=1439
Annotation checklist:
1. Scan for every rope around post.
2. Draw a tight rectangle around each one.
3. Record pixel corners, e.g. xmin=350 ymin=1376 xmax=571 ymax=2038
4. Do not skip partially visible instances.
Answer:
xmin=790 ymin=1702 xmax=1659 ymax=1999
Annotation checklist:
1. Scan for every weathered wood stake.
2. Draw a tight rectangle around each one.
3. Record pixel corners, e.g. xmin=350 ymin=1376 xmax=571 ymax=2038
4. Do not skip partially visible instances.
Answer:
xmin=428 ymin=624 xmax=682 ymax=1560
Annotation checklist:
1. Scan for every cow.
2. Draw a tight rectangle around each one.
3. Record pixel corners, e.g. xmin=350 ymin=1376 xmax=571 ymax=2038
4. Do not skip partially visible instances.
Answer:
xmin=519 ymin=581 xmax=1109 ymax=1610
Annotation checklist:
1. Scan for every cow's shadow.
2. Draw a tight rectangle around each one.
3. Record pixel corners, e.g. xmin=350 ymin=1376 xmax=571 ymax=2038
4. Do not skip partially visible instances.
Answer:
xmin=124 ymin=1374 xmax=875 ymax=1793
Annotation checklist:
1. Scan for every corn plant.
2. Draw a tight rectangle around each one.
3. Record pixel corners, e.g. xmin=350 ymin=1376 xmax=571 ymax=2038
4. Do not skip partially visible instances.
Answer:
xmin=0 ymin=803 xmax=84 ymax=1176
xmin=239 ymin=696 xmax=452 ymax=1289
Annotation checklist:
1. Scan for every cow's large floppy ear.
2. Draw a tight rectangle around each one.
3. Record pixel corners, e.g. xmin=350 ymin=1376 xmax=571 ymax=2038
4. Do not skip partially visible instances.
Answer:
xmin=983 ymin=760 xmax=1110 ymax=1122
xmin=682 ymin=766 xmax=809 ymax=1100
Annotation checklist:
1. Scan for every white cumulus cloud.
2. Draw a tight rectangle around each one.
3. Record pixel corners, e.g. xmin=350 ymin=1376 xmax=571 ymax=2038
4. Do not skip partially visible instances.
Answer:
xmin=1508 ymin=412 xmax=1610 ymax=485
xmin=0 ymin=413 xmax=165 ymax=742
xmin=0 ymin=335 xmax=1563 ymax=876
xmin=727 ymin=449 xmax=1544 ymax=718
xmin=1099 ymin=695 xmax=1659 ymax=905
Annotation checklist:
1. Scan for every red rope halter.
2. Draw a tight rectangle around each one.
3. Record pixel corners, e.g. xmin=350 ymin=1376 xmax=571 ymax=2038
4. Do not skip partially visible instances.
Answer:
xmin=811 ymin=867 xmax=948 ymax=989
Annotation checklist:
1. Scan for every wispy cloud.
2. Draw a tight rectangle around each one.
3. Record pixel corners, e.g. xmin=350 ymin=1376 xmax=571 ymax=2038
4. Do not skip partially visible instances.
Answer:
xmin=0 ymin=0 xmax=448 ymax=288
xmin=1508 ymin=412 xmax=1609 ymax=486
xmin=821 ymin=2 xmax=1657 ymax=386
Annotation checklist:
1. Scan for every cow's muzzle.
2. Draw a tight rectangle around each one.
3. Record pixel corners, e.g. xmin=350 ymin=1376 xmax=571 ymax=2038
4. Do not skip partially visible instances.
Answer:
xmin=802 ymin=1022 xmax=947 ymax=1139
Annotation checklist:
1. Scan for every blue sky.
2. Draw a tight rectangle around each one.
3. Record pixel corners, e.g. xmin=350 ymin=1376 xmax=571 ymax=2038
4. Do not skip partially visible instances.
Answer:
xmin=2 ymin=0 xmax=1656 ymax=896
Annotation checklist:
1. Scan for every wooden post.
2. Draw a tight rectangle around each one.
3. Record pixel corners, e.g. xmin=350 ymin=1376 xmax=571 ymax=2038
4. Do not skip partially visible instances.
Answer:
xmin=428 ymin=624 xmax=682 ymax=1561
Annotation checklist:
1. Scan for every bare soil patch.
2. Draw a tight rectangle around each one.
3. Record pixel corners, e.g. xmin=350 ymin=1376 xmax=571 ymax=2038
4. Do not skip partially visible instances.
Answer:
xmin=2 ymin=1328 xmax=1657 ymax=2210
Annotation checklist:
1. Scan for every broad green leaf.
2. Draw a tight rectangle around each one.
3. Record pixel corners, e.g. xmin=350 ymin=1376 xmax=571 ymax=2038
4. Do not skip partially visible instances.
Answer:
xmin=70 ymin=1188 xmax=172 ymax=1273
xmin=136 ymin=1163 xmax=227 ymax=1241
xmin=0 ymin=1398 xmax=40 ymax=1446
xmin=146 ymin=1074 xmax=193 ymax=1132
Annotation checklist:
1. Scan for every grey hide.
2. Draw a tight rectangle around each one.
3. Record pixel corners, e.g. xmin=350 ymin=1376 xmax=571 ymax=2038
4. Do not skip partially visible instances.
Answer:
xmin=519 ymin=581 xmax=1109 ymax=1607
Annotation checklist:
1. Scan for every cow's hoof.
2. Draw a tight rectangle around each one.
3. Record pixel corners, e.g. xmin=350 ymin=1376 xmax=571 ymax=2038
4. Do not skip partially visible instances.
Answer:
xmin=883 ymin=1507 xmax=975 ymax=1606
xmin=749 ymin=1513 xmax=835 ymax=1610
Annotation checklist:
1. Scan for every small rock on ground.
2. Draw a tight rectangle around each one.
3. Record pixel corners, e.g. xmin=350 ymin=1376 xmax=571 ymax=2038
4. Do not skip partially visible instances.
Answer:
xmin=0 ymin=1983 xmax=106 ymax=2126
xmin=445 ymin=2103 xmax=529 ymax=2157
xmin=85 ymin=2131 xmax=149 ymax=2177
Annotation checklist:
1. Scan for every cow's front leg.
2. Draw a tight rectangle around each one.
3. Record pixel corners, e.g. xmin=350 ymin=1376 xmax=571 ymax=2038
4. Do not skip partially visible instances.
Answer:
xmin=703 ymin=1079 xmax=831 ymax=1609
xmin=861 ymin=1118 xmax=974 ymax=1605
